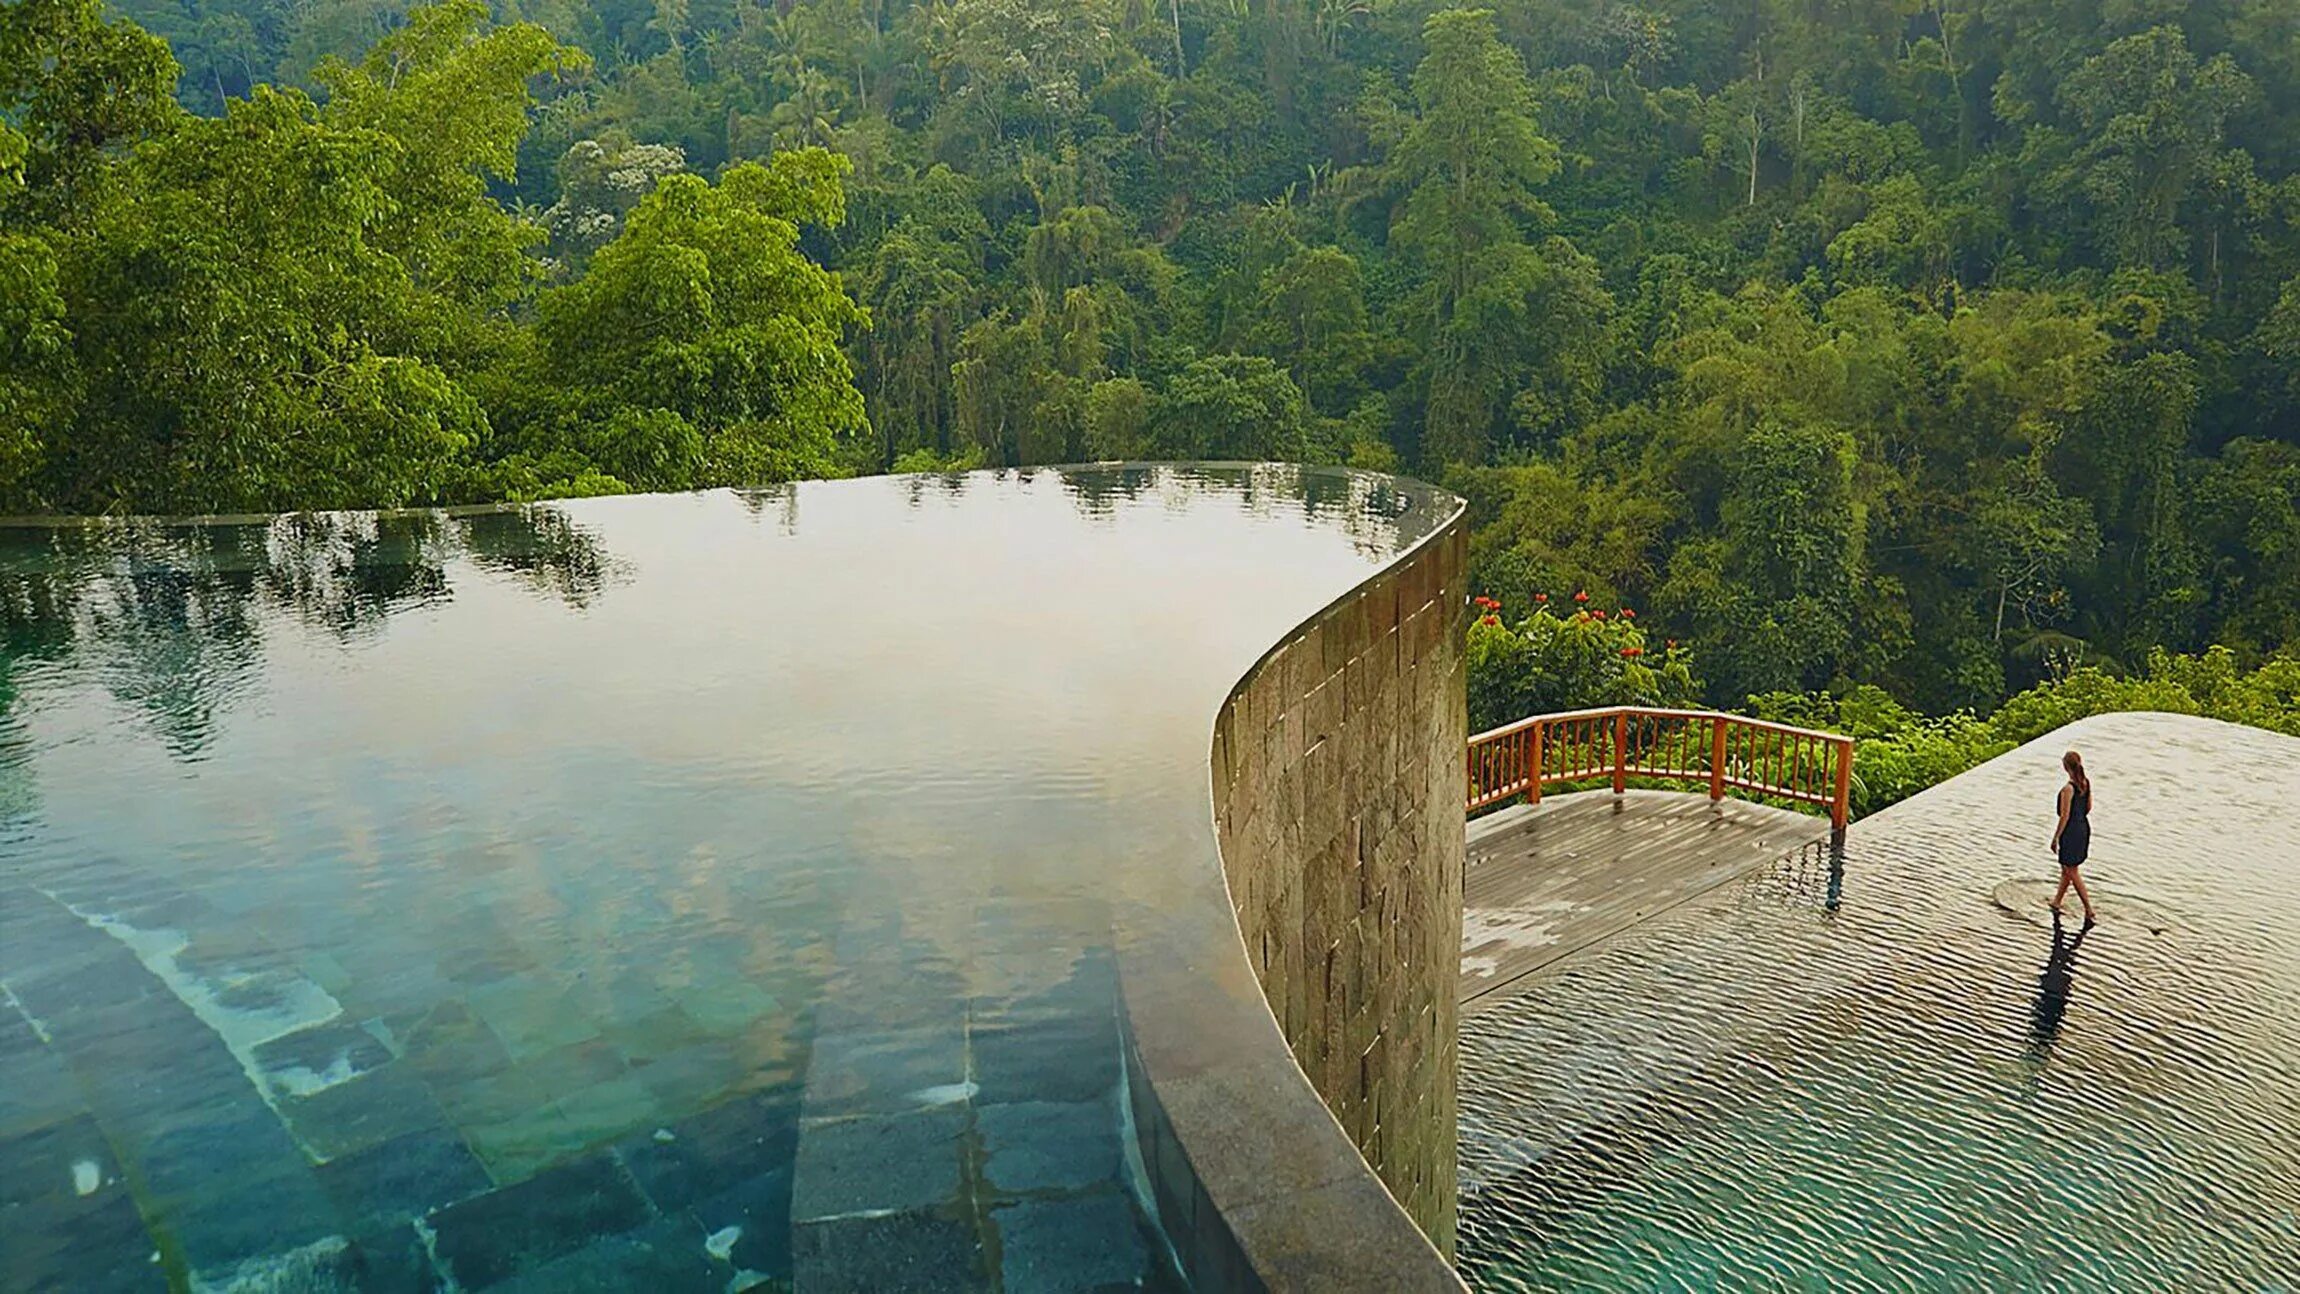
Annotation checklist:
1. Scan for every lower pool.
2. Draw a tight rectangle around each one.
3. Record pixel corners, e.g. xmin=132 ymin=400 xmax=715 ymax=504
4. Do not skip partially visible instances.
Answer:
xmin=0 ymin=466 xmax=1443 ymax=1292
xmin=1457 ymin=714 xmax=2300 ymax=1291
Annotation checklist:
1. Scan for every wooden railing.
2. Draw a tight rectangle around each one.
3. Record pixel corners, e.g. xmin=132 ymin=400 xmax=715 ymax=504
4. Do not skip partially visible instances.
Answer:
xmin=1466 ymin=706 xmax=1854 ymax=833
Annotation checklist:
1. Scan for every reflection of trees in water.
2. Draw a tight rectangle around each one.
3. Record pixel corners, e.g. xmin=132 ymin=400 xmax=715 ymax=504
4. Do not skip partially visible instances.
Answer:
xmin=261 ymin=512 xmax=456 ymax=638
xmin=896 ymin=469 xmax=982 ymax=508
xmin=0 ymin=525 xmax=267 ymax=759
xmin=733 ymin=484 xmax=800 ymax=535
xmin=1056 ymin=463 xmax=1448 ymax=561
xmin=0 ymin=470 xmax=1445 ymax=762
xmin=454 ymin=507 xmax=624 ymax=610
xmin=779 ymin=462 xmax=1448 ymax=559
xmin=0 ymin=506 xmax=619 ymax=759
xmin=741 ymin=463 xmax=1447 ymax=561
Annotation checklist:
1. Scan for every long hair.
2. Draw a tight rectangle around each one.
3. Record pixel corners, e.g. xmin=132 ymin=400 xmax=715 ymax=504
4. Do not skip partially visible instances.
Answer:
xmin=2063 ymin=750 xmax=2089 ymax=798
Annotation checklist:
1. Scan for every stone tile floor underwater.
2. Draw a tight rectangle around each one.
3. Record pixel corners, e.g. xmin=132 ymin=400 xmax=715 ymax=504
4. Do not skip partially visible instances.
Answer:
xmin=0 ymin=884 xmax=1163 ymax=1293
xmin=0 ymin=472 xmax=1451 ymax=1292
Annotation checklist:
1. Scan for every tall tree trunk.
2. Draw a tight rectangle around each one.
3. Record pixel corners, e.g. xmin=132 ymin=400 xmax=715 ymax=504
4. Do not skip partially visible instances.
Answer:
xmin=1933 ymin=1 xmax=1969 ymax=161
xmin=1746 ymin=112 xmax=1761 ymax=206
xmin=1790 ymin=85 xmax=1806 ymax=198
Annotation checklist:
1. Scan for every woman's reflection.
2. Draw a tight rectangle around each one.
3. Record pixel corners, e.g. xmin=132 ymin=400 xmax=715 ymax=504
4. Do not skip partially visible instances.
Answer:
xmin=2029 ymin=912 xmax=2090 ymax=1053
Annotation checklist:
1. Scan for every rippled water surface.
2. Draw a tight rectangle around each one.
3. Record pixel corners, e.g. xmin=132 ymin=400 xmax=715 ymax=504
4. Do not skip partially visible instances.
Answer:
xmin=0 ymin=467 xmax=1445 ymax=1292
xmin=1458 ymin=716 xmax=2300 ymax=1292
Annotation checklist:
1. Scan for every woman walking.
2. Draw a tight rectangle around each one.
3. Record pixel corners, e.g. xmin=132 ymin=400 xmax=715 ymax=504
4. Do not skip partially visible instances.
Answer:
xmin=2050 ymin=750 xmax=2097 ymax=925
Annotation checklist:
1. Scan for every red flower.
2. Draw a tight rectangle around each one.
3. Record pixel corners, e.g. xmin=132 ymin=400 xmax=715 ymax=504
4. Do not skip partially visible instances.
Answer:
xmin=1479 ymin=614 xmax=1500 ymax=627
xmin=1620 ymin=608 xmax=1636 ymax=620
xmin=1666 ymin=639 xmax=1678 ymax=650
xmin=1534 ymin=593 xmax=1548 ymax=604
xmin=1621 ymin=646 xmax=1643 ymax=658
xmin=1590 ymin=609 xmax=1607 ymax=621
xmin=1573 ymin=591 xmax=1590 ymax=603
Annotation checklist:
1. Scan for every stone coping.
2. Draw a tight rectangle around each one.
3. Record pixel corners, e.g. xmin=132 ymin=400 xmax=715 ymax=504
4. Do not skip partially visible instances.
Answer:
xmin=1111 ymin=481 xmax=1469 ymax=1291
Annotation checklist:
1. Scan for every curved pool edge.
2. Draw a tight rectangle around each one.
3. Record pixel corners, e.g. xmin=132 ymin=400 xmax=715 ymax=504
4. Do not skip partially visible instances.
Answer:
xmin=1112 ymin=481 xmax=1470 ymax=1291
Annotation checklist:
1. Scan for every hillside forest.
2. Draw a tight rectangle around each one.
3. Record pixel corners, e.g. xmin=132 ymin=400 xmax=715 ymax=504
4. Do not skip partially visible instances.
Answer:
xmin=3 ymin=0 xmax=2297 ymax=738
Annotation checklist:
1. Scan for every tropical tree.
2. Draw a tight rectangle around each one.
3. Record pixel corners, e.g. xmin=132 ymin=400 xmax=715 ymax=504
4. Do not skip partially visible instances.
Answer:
xmin=1386 ymin=7 xmax=1560 ymax=465
xmin=522 ymin=152 xmax=871 ymax=489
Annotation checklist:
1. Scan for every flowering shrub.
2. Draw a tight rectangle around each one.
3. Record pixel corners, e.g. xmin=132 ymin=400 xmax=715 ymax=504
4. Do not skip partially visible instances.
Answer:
xmin=1467 ymin=594 xmax=1701 ymax=733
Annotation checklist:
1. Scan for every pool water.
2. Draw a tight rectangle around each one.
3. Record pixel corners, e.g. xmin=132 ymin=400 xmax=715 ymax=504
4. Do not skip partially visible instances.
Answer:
xmin=0 ymin=467 xmax=1444 ymax=1293
xmin=1457 ymin=716 xmax=2300 ymax=1292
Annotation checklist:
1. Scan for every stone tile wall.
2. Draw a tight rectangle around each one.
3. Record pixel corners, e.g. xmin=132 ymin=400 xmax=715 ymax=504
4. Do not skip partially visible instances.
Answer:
xmin=1209 ymin=518 xmax=1469 ymax=1253
xmin=1108 ymin=486 xmax=1467 ymax=1290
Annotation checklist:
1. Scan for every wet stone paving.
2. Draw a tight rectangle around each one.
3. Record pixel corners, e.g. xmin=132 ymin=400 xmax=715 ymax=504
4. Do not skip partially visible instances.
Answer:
xmin=1455 ymin=714 xmax=2300 ymax=1292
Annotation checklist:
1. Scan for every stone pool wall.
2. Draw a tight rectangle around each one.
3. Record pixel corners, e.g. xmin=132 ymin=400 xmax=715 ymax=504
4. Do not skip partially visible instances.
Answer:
xmin=1104 ymin=478 xmax=1468 ymax=1290
xmin=1209 ymin=519 xmax=1469 ymax=1251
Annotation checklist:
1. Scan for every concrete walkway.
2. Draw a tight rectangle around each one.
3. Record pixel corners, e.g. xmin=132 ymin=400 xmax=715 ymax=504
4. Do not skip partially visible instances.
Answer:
xmin=1459 ymin=790 xmax=1831 ymax=1014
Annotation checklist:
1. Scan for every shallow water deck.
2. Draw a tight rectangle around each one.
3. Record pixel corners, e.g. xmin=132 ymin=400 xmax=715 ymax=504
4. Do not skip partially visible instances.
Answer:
xmin=1459 ymin=790 xmax=1831 ymax=1013
xmin=1455 ymin=713 xmax=2300 ymax=1292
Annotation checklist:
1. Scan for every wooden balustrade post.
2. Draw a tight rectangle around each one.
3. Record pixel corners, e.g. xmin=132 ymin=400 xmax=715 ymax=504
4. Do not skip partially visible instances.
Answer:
xmin=1527 ymin=722 xmax=1543 ymax=805
xmin=1612 ymin=710 xmax=1628 ymax=796
xmin=1709 ymin=717 xmax=1727 ymax=802
xmin=1831 ymin=737 xmax=1854 ymax=844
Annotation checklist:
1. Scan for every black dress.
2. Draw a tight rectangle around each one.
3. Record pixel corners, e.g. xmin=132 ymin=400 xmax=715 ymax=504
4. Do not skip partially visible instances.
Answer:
xmin=2057 ymin=782 xmax=2091 ymax=868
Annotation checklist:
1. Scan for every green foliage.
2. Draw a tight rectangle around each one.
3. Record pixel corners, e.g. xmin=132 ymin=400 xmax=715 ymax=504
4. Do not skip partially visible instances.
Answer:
xmin=1662 ymin=416 xmax=1862 ymax=699
xmin=1455 ymin=460 xmax=1669 ymax=614
xmin=2043 ymin=27 xmax=2255 ymax=271
xmin=1151 ymin=353 xmax=1314 ymax=462
xmin=0 ymin=0 xmax=866 ymax=513
xmin=1239 ymin=245 xmax=1375 ymax=416
xmin=7 ymin=0 xmax=2299 ymax=751
xmin=0 ymin=232 xmax=72 ymax=497
xmin=1747 ymin=686 xmax=2014 ymax=819
xmin=889 ymin=443 xmax=987 ymax=474
xmin=312 ymin=0 xmax=587 ymax=308
xmin=1384 ymin=8 xmax=1576 ymax=466
xmin=520 ymin=155 xmax=870 ymax=489
xmin=51 ymin=85 xmax=486 ymax=512
xmin=0 ymin=0 xmax=180 ymax=208
xmin=542 ymin=138 xmax=688 ymax=266
xmin=1751 ymin=648 xmax=2300 ymax=817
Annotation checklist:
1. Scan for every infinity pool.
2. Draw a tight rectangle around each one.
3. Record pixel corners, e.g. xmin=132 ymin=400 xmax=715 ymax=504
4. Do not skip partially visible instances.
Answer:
xmin=1457 ymin=714 xmax=2300 ymax=1291
xmin=0 ymin=466 xmax=1446 ymax=1293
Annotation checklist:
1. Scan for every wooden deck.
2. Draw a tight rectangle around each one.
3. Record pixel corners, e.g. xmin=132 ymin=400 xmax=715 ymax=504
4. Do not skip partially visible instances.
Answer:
xmin=1460 ymin=790 xmax=1831 ymax=1014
